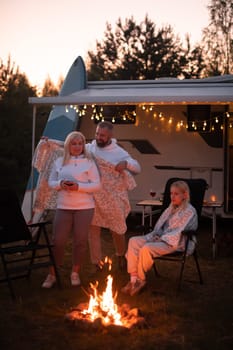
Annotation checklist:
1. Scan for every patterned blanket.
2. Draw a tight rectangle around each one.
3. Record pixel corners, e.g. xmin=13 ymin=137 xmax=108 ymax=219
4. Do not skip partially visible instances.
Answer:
xmin=32 ymin=139 xmax=63 ymax=212
xmin=91 ymin=156 xmax=137 ymax=234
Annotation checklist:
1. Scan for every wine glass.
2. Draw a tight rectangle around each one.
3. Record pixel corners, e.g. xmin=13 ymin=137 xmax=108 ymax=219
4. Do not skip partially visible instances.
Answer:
xmin=150 ymin=189 xmax=156 ymax=198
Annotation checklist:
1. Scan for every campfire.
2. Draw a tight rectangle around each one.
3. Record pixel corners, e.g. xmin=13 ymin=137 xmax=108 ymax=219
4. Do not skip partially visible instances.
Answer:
xmin=65 ymin=257 xmax=147 ymax=331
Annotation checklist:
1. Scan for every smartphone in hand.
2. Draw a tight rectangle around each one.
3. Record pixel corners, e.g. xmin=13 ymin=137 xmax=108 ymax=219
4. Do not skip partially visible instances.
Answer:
xmin=64 ymin=181 xmax=73 ymax=186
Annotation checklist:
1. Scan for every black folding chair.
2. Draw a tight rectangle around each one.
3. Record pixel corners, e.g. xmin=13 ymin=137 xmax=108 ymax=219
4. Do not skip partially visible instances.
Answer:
xmin=0 ymin=188 xmax=61 ymax=299
xmin=152 ymin=178 xmax=208 ymax=293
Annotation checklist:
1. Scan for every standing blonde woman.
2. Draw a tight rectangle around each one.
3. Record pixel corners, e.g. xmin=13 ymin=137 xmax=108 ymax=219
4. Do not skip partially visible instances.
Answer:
xmin=42 ymin=131 xmax=101 ymax=288
xmin=121 ymin=180 xmax=198 ymax=296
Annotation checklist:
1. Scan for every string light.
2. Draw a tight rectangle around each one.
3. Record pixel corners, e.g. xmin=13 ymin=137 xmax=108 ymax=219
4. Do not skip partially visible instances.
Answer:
xmin=87 ymin=105 xmax=137 ymax=124
xmin=138 ymin=106 xmax=233 ymax=132
xmin=65 ymin=104 xmax=233 ymax=131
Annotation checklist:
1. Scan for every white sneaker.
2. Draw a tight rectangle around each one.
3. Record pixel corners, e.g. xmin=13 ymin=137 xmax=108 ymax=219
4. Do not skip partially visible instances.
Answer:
xmin=42 ymin=274 xmax=56 ymax=288
xmin=70 ymin=272 xmax=81 ymax=286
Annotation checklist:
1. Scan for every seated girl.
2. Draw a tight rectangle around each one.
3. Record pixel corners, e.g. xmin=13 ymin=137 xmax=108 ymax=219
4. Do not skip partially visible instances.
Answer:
xmin=121 ymin=180 xmax=198 ymax=296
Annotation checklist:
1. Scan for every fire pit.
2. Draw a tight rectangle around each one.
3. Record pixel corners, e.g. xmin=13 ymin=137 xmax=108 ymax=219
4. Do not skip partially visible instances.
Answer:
xmin=65 ymin=258 xmax=147 ymax=332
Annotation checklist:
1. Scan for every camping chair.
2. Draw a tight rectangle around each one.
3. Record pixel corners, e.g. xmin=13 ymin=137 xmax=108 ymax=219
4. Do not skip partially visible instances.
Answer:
xmin=0 ymin=188 xmax=61 ymax=299
xmin=152 ymin=177 xmax=208 ymax=293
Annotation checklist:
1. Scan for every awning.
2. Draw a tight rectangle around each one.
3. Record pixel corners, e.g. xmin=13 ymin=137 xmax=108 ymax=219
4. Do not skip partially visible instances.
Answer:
xmin=29 ymin=74 xmax=233 ymax=106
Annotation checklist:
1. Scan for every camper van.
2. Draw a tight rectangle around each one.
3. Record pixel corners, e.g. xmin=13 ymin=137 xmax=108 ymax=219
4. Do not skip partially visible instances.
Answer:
xmin=27 ymin=57 xmax=233 ymax=220
xmin=77 ymin=103 xmax=232 ymax=218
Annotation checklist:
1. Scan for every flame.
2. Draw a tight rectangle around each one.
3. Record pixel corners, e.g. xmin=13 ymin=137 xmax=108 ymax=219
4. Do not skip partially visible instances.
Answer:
xmin=65 ymin=257 xmax=145 ymax=329
xmin=81 ymin=257 xmax=123 ymax=326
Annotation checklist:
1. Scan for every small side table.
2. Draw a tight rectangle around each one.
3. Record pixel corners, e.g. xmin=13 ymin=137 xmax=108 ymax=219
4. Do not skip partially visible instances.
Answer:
xmin=136 ymin=199 xmax=162 ymax=227
xmin=203 ymin=201 xmax=223 ymax=259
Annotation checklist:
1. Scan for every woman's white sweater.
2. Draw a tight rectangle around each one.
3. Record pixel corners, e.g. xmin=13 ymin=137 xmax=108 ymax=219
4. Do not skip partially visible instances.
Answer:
xmin=48 ymin=155 xmax=101 ymax=210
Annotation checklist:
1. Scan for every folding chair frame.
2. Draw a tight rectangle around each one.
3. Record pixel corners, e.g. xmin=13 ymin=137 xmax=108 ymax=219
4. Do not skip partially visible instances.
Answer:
xmin=0 ymin=188 xmax=61 ymax=300
xmin=153 ymin=230 xmax=203 ymax=294
xmin=152 ymin=178 xmax=207 ymax=294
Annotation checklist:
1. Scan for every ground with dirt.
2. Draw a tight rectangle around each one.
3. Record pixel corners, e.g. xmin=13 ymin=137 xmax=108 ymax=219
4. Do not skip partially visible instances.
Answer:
xmin=1 ymin=215 xmax=233 ymax=350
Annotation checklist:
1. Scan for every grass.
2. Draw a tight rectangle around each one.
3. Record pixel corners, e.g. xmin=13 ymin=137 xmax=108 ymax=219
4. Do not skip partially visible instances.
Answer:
xmin=0 ymin=214 xmax=233 ymax=350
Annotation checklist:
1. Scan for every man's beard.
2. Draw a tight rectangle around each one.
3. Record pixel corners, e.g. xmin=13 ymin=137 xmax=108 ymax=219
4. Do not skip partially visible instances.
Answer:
xmin=96 ymin=139 xmax=111 ymax=148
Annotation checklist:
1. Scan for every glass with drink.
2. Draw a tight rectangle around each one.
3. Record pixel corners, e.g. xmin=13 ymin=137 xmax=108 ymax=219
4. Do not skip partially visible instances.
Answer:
xmin=150 ymin=189 xmax=156 ymax=198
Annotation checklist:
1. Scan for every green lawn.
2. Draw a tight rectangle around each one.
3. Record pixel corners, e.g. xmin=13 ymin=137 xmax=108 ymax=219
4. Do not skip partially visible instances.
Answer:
xmin=1 ymin=215 xmax=233 ymax=350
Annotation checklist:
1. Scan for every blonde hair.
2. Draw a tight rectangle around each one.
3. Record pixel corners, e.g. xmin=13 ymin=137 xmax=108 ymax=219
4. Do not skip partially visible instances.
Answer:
xmin=170 ymin=180 xmax=190 ymax=207
xmin=62 ymin=131 xmax=90 ymax=165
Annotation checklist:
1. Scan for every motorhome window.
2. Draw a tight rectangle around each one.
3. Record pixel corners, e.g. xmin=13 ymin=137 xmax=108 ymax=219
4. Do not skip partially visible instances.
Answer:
xmin=128 ymin=140 xmax=160 ymax=154
xmin=199 ymin=112 xmax=223 ymax=148
xmin=187 ymin=105 xmax=211 ymax=132
xmin=92 ymin=105 xmax=136 ymax=124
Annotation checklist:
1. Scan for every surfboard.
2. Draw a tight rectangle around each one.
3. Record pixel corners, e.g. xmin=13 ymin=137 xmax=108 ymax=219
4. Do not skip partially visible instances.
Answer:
xmin=22 ymin=56 xmax=87 ymax=222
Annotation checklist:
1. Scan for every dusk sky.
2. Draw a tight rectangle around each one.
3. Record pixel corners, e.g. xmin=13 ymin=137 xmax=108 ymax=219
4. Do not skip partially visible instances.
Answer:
xmin=1 ymin=0 xmax=210 ymax=89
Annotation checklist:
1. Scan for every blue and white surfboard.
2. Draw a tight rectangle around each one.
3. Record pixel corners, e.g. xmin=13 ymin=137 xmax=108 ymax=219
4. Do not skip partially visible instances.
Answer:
xmin=22 ymin=56 xmax=86 ymax=221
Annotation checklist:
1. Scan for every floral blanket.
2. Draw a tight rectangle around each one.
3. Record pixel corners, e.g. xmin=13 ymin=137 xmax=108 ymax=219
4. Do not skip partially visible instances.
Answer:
xmin=91 ymin=156 xmax=137 ymax=235
xmin=32 ymin=139 xmax=63 ymax=212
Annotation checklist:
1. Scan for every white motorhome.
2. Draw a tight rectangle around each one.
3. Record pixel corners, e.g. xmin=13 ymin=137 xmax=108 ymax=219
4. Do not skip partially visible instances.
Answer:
xmin=77 ymin=102 xmax=231 ymax=217
xmin=28 ymin=57 xmax=233 ymax=218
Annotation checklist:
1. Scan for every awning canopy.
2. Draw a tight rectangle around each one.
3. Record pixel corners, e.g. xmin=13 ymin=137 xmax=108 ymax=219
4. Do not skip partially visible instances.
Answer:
xmin=29 ymin=74 xmax=233 ymax=106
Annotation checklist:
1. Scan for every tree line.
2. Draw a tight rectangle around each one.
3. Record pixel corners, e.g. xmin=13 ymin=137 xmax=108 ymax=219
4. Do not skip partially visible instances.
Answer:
xmin=0 ymin=0 xmax=232 ymax=198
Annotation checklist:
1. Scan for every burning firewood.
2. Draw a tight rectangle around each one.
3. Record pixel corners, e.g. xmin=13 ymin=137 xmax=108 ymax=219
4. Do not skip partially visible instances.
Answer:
xmin=64 ymin=257 xmax=148 ymax=331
